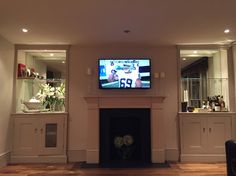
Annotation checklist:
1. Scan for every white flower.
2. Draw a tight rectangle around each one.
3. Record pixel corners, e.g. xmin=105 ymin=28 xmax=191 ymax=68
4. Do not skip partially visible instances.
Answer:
xmin=114 ymin=136 xmax=124 ymax=148
xmin=36 ymin=83 xmax=65 ymax=106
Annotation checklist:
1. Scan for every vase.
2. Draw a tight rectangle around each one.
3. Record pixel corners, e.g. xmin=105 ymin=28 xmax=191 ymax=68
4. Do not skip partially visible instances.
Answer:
xmin=49 ymin=102 xmax=56 ymax=112
xmin=58 ymin=104 xmax=65 ymax=112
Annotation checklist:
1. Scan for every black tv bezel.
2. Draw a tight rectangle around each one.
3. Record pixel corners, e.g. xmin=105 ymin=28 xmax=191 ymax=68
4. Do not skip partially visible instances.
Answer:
xmin=98 ymin=58 xmax=151 ymax=89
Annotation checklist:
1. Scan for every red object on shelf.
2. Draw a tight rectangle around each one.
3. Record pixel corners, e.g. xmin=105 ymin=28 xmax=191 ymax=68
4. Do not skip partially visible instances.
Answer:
xmin=17 ymin=63 xmax=26 ymax=77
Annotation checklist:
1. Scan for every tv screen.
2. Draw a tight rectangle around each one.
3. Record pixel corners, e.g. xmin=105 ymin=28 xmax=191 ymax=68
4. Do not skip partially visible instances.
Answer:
xmin=99 ymin=58 xmax=151 ymax=89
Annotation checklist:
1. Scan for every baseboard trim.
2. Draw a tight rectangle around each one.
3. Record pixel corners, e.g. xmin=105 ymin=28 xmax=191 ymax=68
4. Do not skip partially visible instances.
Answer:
xmin=180 ymin=154 xmax=226 ymax=162
xmin=68 ymin=150 xmax=86 ymax=162
xmin=152 ymin=149 xmax=165 ymax=163
xmin=86 ymin=149 xmax=99 ymax=164
xmin=0 ymin=151 xmax=10 ymax=168
xmin=10 ymin=155 xmax=67 ymax=163
xmin=165 ymin=148 xmax=179 ymax=161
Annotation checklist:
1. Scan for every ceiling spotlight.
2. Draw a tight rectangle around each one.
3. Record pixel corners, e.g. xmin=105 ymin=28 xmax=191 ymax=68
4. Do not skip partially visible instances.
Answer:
xmin=224 ymin=29 xmax=230 ymax=33
xmin=22 ymin=28 xmax=28 ymax=33
xmin=50 ymin=53 xmax=54 ymax=56
xmin=193 ymin=50 xmax=198 ymax=54
xmin=182 ymin=58 xmax=186 ymax=61
xmin=62 ymin=61 xmax=65 ymax=64
xmin=124 ymin=30 xmax=131 ymax=33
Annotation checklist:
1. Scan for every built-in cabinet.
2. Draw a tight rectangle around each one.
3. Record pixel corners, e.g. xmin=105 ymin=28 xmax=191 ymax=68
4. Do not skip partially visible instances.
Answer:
xmin=11 ymin=113 xmax=67 ymax=163
xmin=179 ymin=113 xmax=233 ymax=162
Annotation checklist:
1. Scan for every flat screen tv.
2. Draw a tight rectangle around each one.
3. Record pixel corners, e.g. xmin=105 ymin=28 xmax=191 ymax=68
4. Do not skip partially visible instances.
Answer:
xmin=98 ymin=58 xmax=151 ymax=89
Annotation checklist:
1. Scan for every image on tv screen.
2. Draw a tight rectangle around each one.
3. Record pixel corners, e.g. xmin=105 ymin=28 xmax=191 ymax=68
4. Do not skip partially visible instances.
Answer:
xmin=99 ymin=59 xmax=151 ymax=89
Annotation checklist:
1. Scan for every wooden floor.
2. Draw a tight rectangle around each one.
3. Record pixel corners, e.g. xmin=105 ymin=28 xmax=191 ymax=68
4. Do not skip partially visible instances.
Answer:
xmin=0 ymin=162 xmax=227 ymax=176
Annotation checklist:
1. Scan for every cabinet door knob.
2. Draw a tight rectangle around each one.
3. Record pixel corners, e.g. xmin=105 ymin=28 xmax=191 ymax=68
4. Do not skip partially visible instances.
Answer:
xmin=34 ymin=128 xmax=38 ymax=133
xmin=209 ymin=128 xmax=212 ymax=133
xmin=203 ymin=128 xmax=205 ymax=132
xmin=40 ymin=128 xmax=43 ymax=133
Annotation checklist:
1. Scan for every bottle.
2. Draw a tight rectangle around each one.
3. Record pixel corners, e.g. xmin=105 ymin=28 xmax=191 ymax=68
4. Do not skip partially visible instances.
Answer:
xmin=212 ymin=101 xmax=215 ymax=112
xmin=202 ymin=101 xmax=206 ymax=109
xmin=214 ymin=95 xmax=220 ymax=111
xmin=219 ymin=96 xmax=225 ymax=111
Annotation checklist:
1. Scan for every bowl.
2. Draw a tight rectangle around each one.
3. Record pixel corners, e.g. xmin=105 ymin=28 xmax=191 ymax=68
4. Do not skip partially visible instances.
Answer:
xmin=187 ymin=106 xmax=195 ymax=112
xmin=23 ymin=101 xmax=43 ymax=110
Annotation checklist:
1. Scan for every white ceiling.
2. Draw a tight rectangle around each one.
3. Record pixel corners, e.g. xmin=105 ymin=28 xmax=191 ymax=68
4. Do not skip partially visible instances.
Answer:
xmin=0 ymin=0 xmax=235 ymax=46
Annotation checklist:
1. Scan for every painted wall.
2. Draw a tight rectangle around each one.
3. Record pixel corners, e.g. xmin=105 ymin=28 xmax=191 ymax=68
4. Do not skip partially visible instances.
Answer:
xmin=0 ymin=35 xmax=14 ymax=167
xmin=68 ymin=45 xmax=179 ymax=161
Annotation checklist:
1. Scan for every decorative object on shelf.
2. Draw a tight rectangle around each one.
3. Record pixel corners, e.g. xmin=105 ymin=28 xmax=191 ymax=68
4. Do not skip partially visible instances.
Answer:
xmin=17 ymin=63 xmax=26 ymax=77
xmin=17 ymin=63 xmax=44 ymax=79
xmin=187 ymin=106 xmax=194 ymax=112
xmin=36 ymin=83 xmax=65 ymax=112
xmin=207 ymin=95 xmax=227 ymax=112
xmin=114 ymin=134 xmax=135 ymax=160
xmin=23 ymin=97 xmax=43 ymax=110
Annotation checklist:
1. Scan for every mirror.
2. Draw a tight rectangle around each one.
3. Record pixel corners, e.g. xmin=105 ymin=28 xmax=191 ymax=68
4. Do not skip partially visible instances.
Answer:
xmin=179 ymin=48 xmax=229 ymax=112
xmin=15 ymin=49 xmax=67 ymax=113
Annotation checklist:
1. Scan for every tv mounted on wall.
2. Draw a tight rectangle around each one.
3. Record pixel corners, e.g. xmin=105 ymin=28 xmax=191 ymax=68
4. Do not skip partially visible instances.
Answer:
xmin=98 ymin=58 xmax=151 ymax=89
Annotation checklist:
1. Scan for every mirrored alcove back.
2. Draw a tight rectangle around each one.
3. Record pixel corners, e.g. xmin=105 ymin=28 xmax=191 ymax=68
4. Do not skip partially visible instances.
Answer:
xmin=178 ymin=46 xmax=230 ymax=112
xmin=14 ymin=45 xmax=69 ymax=113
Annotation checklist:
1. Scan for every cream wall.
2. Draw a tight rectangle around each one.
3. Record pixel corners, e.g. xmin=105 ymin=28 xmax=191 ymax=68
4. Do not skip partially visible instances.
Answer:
xmin=68 ymin=45 xmax=179 ymax=161
xmin=0 ymin=35 xmax=14 ymax=167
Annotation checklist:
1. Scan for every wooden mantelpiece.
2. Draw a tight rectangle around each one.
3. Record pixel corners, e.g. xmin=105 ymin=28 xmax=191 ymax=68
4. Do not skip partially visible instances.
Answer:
xmin=84 ymin=96 xmax=165 ymax=108
xmin=84 ymin=96 xmax=166 ymax=164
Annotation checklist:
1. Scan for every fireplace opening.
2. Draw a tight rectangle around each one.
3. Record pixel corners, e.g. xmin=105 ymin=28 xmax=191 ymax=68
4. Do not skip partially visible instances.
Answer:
xmin=99 ymin=108 xmax=151 ymax=167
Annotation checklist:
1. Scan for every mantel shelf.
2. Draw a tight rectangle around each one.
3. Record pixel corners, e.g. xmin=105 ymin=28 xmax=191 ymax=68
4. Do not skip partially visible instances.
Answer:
xmin=84 ymin=95 xmax=166 ymax=109
xmin=84 ymin=95 xmax=165 ymax=102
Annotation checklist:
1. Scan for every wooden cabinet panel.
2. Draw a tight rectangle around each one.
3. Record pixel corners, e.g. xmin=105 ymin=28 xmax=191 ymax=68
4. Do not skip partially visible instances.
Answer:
xmin=180 ymin=113 xmax=232 ymax=161
xmin=207 ymin=116 xmax=231 ymax=154
xmin=181 ymin=117 xmax=207 ymax=154
xmin=11 ymin=114 xmax=67 ymax=162
xmin=13 ymin=118 xmax=38 ymax=155
xmin=38 ymin=116 xmax=64 ymax=155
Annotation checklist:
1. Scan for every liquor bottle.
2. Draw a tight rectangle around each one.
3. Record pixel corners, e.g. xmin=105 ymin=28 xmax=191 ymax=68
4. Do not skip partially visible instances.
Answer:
xmin=219 ymin=96 xmax=225 ymax=111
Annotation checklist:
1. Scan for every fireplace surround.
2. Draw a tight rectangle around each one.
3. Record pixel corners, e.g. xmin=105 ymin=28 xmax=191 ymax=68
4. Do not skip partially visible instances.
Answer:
xmin=84 ymin=96 xmax=165 ymax=164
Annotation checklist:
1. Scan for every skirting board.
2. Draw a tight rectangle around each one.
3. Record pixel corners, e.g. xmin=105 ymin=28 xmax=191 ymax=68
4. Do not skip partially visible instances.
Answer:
xmin=152 ymin=149 xmax=165 ymax=163
xmin=86 ymin=149 xmax=99 ymax=164
xmin=180 ymin=154 xmax=226 ymax=162
xmin=165 ymin=148 xmax=179 ymax=161
xmin=0 ymin=151 xmax=10 ymax=168
xmin=10 ymin=155 xmax=67 ymax=163
xmin=68 ymin=150 xmax=86 ymax=162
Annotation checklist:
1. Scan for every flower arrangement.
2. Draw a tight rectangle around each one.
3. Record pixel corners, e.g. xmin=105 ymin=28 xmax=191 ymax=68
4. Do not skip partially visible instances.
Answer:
xmin=36 ymin=83 xmax=65 ymax=111
xmin=114 ymin=135 xmax=134 ymax=160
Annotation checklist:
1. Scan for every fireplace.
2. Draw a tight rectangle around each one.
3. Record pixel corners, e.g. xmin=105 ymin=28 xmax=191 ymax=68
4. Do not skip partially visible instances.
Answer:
xmin=84 ymin=96 xmax=165 ymax=164
xmin=99 ymin=108 xmax=151 ymax=167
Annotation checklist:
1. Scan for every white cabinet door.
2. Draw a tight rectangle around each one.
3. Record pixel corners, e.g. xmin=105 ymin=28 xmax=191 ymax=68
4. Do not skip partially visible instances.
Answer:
xmin=38 ymin=116 xmax=64 ymax=155
xmin=181 ymin=116 xmax=207 ymax=154
xmin=207 ymin=116 xmax=231 ymax=154
xmin=13 ymin=117 xmax=38 ymax=155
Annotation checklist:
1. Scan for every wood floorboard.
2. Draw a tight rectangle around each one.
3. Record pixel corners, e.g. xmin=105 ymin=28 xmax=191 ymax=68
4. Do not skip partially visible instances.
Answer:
xmin=0 ymin=162 xmax=227 ymax=176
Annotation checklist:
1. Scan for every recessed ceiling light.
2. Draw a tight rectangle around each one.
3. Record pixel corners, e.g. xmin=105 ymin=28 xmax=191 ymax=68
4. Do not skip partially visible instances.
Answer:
xmin=62 ymin=61 xmax=65 ymax=64
xmin=124 ymin=30 xmax=131 ymax=33
xmin=22 ymin=28 xmax=28 ymax=33
xmin=193 ymin=50 xmax=198 ymax=54
xmin=224 ymin=29 xmax=230 ymax=33
xmin=182 ymin=58 xmax=186 ymax=61
xmin=50 ymin=53 xmax=54 ymax=56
